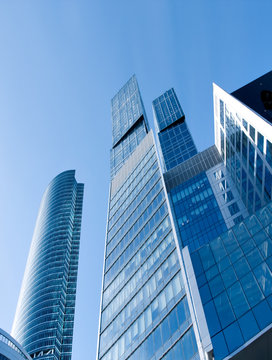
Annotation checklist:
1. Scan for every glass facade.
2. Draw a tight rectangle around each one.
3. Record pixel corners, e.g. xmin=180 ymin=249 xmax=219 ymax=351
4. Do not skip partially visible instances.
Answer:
xmin=153 ymin=89 xmax=197 ymax=171
xmin=12 ymin=170 xmax=84 ymax=360
xmin=191 ymin=202 xmax=272 ymax=360
xmin=99 ymin=73 xmax=272 ymax=360
xmin=0 ymin=328 xmax=31 ymax=360
xmin=97 ymin=79 xmax=200 ymax=360
xmin=170 ymin=172 xmax=228 ymax=252
xmin=110 ymin=75 xmax=149 ymax=178
xmin=215 ymin=85 xmax=272 ymax=214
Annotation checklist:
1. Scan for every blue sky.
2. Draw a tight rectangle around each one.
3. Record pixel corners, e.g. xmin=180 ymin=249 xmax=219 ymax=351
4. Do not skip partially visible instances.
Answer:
xmin=0 ymin=1 xmax=271 ymax=359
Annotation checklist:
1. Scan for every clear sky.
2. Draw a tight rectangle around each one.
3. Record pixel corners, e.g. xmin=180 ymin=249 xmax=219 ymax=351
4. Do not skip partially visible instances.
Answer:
xmin=0 ymin=0 xmax=271 ymax=359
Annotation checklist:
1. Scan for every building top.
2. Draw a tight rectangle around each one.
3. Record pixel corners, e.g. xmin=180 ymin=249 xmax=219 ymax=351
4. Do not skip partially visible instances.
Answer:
xmin=111 ymin=75 xmax=149 ymax=147
xmin=231 ymin=70 xmax=272 ymax=124
xmin=152 ymin=88 xmax=185 ymax=132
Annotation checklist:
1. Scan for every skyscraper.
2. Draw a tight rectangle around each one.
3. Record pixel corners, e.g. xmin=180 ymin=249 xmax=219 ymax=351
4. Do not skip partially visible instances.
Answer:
xmin=97 ymin=76 xmax=200 ymax=360
xmin=98 ymin=72 xmax=272 ymax=360
xmin=12 ymin=170 xmax=84 ymax=360
xmin=153 ymin=88 xmax=197 ymax=171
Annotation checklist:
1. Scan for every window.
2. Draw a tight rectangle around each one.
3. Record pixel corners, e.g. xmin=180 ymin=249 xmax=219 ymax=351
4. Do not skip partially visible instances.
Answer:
xmin=258 ymin=132 xmax=264 ymax=153
xmin=222 ymin=190 xmax=234 ymax=203
xmin=233 ymin=215 xmax=244 ymax=225
xmin=264 ymin=167 xmax=272 ymax=200
xmin=214 ymin=169 xmax=224 ymax=180
xmin=267 ymin=140 xmax=272 ymax=167
xmin=220 ymin=100 xmax=224 ymax=128
xmin=242 ymin=119 xmax=248 ymax=130
xmin=219 ymin=180 xmax=228 ymax=191
xmin=224 ymin=322 xmax=244 ymax=353
xmin=249 ymin=125 xmax=255 ymax=141
xmin=228 ymin=203 xmax=240 ymax=216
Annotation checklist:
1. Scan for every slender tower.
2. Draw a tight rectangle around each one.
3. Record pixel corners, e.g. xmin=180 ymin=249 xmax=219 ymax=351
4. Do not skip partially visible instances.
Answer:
xmin=12 ymin=170 xmax=84 ymax=360
xmin=153 ymin=88 xmax=197 ymax=171
xmin=97 ymin=76 xmax=200 ymax=360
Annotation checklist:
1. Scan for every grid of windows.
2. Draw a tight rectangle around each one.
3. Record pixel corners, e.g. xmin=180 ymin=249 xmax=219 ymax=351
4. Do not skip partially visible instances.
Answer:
xmin=191 ymin=202 xmax=272 ymax=359
xmin=158 ymin=123 xmax=197 ymax=171
xmin=111 ymin=75 xmax=147 ymax=146
xmin=170 ymin=172 xmax=227 ymax=251
xmin=11 ymin=171 xmax=84 ymax=360
xmin=110 ymin=76 xmax=149 ymax=178
xmin=218 ymin=99 xmax=272 ymax=214
xmin=98 ymin=120 xmax=198 ymax=360
xmin=152 ymin=88 xmax=184 ymax=132
xmin=153 ymin=88 xmax=197 ymax=171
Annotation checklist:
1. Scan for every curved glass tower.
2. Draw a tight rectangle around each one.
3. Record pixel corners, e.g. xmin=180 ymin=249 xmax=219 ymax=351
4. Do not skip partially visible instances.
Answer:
xmin=12 ymin=170 xmax=84 ymax=360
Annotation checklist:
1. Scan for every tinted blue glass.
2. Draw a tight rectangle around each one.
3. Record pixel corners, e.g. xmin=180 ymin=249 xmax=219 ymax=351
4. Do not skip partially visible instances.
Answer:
xmin=214 ymin=292 xmax=235 ymax=328
xmin=246 ymin=248 xmax=263 ymax=269
xmin=228 ymin=202 xmax=240 ymax=216
xmin=233 ymin=257 xmax=251 ymax=278
xmin=229 ymin=247 xmax=243 ymax=263
xmin=199 ymin=284 xmax=212 ymax=304
xmin=153 ymin=89 xmax=184 ymax=131
xmin=221 ymin=230 xmax=238 ymax=254
xmin=227 ymin=282 xmax=249 ymax=318
xmin=266 ymin=140 xmax=272 ymax=167
xmin=258 ymin=238 xmax=272 ymax=259
xmin=220 ymin=100 xmax=224 ymax=128
xmin=264 ymin=167 xmax=272 ymax=200
xmin=193 ymin=202 xmax=272 ymax=359
xmin=153 ymin=88 xmax=197 ymax=171
xmin=171 ymin=173 xmax=227 ymax=252
xmin=221 ymin=266 xmax=237 ymax=288
xmin=210 ymin=237 xmax=227 ymax=261
xmin=181 ymin=328 xmax=197 ymax=360
xmin=254 ymin=263 xmax=272 ymax=297
xmin=12 ymin=171 xmax=84 ymax=359
xmin=240 ymin=272 xmax=264 ymax=307
xmin=256 ymin=206 xmax=272 ymax=227
xmin=110 ymin=76 xmax=149 ymax=178
xmin=242 ymin=119 xmax=248 ymax=130
xmin=249 ymin=125 xmax=255 ymax=141
xmin=218 ymin=256 xmax=231 ymax=272
xmin=266 ymin=224 xmax=272 ymax=237
xmin=234 ymin=215 xmax=244 ymax=225
xmin=205 ymin=265 xmax=219 ymax=281
xmin=241 ymin=238 xmax=255 ymax=255
xmin=203 ymin=301 xmax=221 ymax=336
xmin=232 ymin=223 xmax=250 ymax=245
xmin=190 ymin=251 xmax=204 ymax=277
xmin=212 ymin=332 xmax=228 ymax=360
xmin=198 ymin=245 xmax=215 ymax=271
xmin=238 ymin=311 xmax=259 ymax=341
xmin=257 ymin=132 xmax=264 ymax=153
xmin=99 ymin=78 xmax=200 ymax=360
xmin=252 ymin=300 xmax=272 ymax=330
xmin=256 ymin=155 xmax=263 ymax=192
xmin=223 ymin=322 xmax=244 ymax=353
xmin=157 ymin=122 xmax=197 ymax=170
xmin=244 ymin=215 xmax=262 ymax=235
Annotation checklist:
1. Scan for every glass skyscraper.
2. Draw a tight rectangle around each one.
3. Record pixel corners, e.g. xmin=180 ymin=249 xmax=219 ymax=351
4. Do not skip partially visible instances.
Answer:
xmin=98 ymin=72 xmax=272 ymax=360
xmin=153 ymin=88 xmax=197 ymax=171
xmin=97 ymin=77 xmax=200 ymax=360
xmin=12 ymin=170 xmax=84 ymax=360
xmin=110 ymin=75 xmax=149 ymax=178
